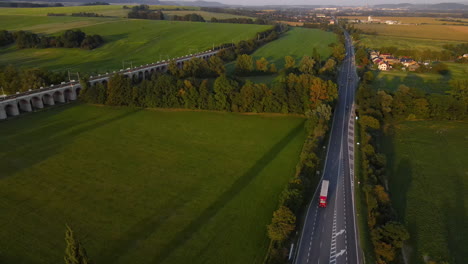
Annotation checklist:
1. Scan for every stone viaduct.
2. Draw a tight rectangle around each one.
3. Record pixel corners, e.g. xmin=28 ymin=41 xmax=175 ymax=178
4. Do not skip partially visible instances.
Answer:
xmin=0 ymin=50 xmax=218 ymax=120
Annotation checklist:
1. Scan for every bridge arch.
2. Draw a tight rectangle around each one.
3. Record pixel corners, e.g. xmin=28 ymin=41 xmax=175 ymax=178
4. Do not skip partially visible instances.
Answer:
xmin=64 ymin=88 xmax=76 ymax=101
xmin=42 ymin=93 xmax=55 ymax=106
xmin=31 ymin=96 xmax=44 ymax=109
xmin=4 ymin=103 xmax=19 ymax=117
xmin=53 ymin=90 xmax=65 ymax=103
xmin=19 ymin=99 xmax=32 ymax=112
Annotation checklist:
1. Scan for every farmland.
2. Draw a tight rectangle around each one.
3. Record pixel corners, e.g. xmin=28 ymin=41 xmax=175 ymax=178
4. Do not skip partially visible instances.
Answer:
xmin=354 ymin=23 xmax=468 ymax=42
xmin=0 ymin=14 xmax=270 ymax=73
xmin=372 ymin=62 xmax=468 ymax=93
xmin=0 ymin=104 xmax=306 ymax=264
xmin=358 ymin=34 xmax=464 ymax=52
xmin=382 ymin=120 xmax=468 ymax=264
xmin=251 ymin=27 xmax=336 ymax=68
xmin=163 ymin=10 xmax=253 ymax=20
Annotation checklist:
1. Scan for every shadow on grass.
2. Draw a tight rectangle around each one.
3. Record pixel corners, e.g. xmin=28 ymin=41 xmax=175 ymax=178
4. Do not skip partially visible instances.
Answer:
xmin=0 ymin=107 xmax=142 ymax=179
xmin=96 ymin=120 xmax=305 ymax=264
xmin=444 ymin=173 xmax=467 ymax=264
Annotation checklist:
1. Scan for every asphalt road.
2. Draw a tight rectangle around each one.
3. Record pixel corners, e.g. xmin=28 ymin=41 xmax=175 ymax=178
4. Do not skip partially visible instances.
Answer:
xmin=294 ymin=31 xmax=361 ymax=264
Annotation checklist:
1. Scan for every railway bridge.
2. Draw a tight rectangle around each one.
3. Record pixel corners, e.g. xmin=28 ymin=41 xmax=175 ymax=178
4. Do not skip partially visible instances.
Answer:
xmin=0 ymin=50 xmax=218 ymax=120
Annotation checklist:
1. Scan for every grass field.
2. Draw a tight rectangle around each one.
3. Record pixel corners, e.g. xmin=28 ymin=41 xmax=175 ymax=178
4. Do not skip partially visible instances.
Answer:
xmin=372 ymin=62 xmax=468 ymax=93
xmin=382 ymin=121 xmax=468 ymax=264
xmin=0 ymin=5 xmax=197 ymax=17
xmin=0 ymin=15 xmax=270 ymax=73
xmin=250 ymin=27 xmax=336 ymax=68
xmin=0 ymin=104 xmax=306 ymax=264
xmin=355 ymin=24 xmax=468 ymax=42
xmin=359 ymin=34 xmax=464 ymax=52
xmin=163 ymin=10 xmax=253 ymax=20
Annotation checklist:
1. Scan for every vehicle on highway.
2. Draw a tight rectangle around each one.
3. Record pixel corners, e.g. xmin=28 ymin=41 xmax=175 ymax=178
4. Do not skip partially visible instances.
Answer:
xmin=319 ymin=180 xmax=329 ymax=208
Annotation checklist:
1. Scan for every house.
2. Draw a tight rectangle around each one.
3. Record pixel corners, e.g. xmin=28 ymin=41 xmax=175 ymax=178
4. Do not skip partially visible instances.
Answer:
xmin=373 ymin=58 xmax=382 ymax=64
xmin=380 ymin=53 xmax=392 ymax=60
xmin=463 ymin=54 xmax=468 ymax=58
xmin=329 ymin=20 xmax=335 ymax=25
xmin=385 ymin=56 xmax=400 ymax=65
xmin=408 ymin=64 xmax=420 ymax=71
xmin=378 ymin=62 xmax=388 ymax=71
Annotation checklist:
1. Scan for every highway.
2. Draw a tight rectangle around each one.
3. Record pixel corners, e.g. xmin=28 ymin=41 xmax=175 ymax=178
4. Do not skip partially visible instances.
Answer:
xmin=294 ymin=30 xmax=361 ymax=264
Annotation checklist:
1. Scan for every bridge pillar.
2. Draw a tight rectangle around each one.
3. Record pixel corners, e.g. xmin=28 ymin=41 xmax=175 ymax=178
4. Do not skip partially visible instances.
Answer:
xmin=65 ymin=90 xmax=76 ymax=101
xmin=19 ymin=100 xmax=32 ymax=112
xmin=31 ymin=97 xmax=44 ymax=109
xmin=5 ymin=104 xmax=19 ymax=117
xmin=0 ymin=107 xmax=6 ymax=120
xmin=53 ymin=92 xmax=65 ymax=103
xmin=43 ymin=94 xmax=55 ymax=106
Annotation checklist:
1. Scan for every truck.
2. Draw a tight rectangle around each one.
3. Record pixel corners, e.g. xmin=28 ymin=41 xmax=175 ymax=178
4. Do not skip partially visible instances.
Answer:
xmin=319 ymin=180 xmax=329 ymax=208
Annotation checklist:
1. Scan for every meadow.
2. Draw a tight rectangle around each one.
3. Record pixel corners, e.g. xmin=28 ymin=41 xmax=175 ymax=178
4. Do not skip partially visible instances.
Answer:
xmin=0 ymin=104 xmax=306 ymax=264
xmin=382 ymin=120 xmax=468 ymax=264
xmin=355 ymin=23 xmax=468 ymax=42
xmin=225 ymin=27 xmax=337 ymax=76
xmin=0 ymin=5 xmax=197 ymax=17
xmin=359 ymin=34 xmax=464 ymax=52
xmin=250 ymin=27 xmax=336 ymax=68
xmin=0 ymin=14 xmax=270 ymax=73
xmin=372 ymin=62 xmax=468 ymax=93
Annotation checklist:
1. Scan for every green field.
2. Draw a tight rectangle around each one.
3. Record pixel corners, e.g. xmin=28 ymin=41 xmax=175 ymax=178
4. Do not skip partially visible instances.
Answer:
xmin=0 ymin=104 xmax=306 ymax=264
xmin=359 ymin=34 xmax=464 ymax=52
xmin=251 ymin=27 xmax=337 ymax=68
xmin=372 ymin=62 xmax=468 ymax=93
xmin=163 ymin=10 xmax=253 ymax=20
xmin=0 ymin=5 xmax=197 ymax=17
xmin=355 ymin=24 xmax=468 ymax=42
xmin=0 ymin=12 xmax=270 ymax=73
xmin=383 ymin=121 xmax=468 ymax=264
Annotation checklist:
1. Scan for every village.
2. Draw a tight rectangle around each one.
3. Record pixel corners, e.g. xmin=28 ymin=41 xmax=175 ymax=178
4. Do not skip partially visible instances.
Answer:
xmin=369 ymin=50 xmax=422 ymax=71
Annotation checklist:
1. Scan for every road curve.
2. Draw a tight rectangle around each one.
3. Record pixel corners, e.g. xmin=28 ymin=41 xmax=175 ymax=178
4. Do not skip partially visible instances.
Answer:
xmin=294 ymin=30 xmax=361 ymax=264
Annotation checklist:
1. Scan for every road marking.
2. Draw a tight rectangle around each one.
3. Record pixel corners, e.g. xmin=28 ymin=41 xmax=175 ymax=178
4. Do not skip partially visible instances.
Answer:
xmin=336 ymin=249 xmax=346 ymax=257
xmin=336 ymin=229 xmax=346 ymax=236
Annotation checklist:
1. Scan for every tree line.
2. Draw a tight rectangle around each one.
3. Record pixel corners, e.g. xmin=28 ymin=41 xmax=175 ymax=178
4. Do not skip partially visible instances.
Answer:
xmin=0 ymin=65 xmax=68 ymax=94
xmin=80 ymin=55 xmax=338 ymax=115
xmin=127 ymin=5 xmax=164 ymax=20
xmin=355 ymin=68 xmax=467 ymax=263
xmin=0 ymin=2 xmax=63 ymax=7
xmin=0 ymin=29 xmax=104 ymax=50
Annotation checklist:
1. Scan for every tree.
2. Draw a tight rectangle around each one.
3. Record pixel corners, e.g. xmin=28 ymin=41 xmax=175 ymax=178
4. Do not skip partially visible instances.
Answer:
xmin=298 ymin=56 xmax=315 ymax=75
xmin=269 ymin=63 xmax=277 ymax=73
xmin=239 ymin=81 xmax=255 ymax=112
xmin=360 ymin=115 xmax=380 ymax=130
xmin=255 ymin=57 xmax=269 ymax=72
xmin=64 ymin=225 xmax=93 ymax=264
xmin=235 ymin=54 xmax=254 ymax=75
xmin=208 ymin=55 xmax=225 ymax=76
xmin=374 ymin=185 xmax=390 ymax=204
xmin=332 ymin=43 xmax=345 ymax=61
xmin=284 ymin=56 xmax=296 ymax=69
xmin=267 ymin=206 xmax=296 ymax=241
xmin=213 ymin=76 xmax=238 ymax=111
xmin=106 ymin=74 xmax=131 ymax=106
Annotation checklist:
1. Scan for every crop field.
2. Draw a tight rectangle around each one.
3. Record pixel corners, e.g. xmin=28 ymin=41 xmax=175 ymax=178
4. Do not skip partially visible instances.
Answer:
xmin=0 ymin=14 xmax=270 ymax=73
xmin=250 ymin=27 xmax=337 ymax=68
xmin=0 ymin=104 xmax=306 ymax=264
xmin=371 ymin=62 xmax=468 ymax=93
xmin=355 ymin=24 xmax=468 ymax=42
xmin=382 ymin=121 xmax=468 ymax=264
xmin=359 ymin=34 xmax=464 ymax=52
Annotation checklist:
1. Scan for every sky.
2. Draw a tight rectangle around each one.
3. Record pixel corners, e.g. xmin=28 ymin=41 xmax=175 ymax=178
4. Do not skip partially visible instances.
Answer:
xmin=182 ymin=0 xmax=468 ymax=6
